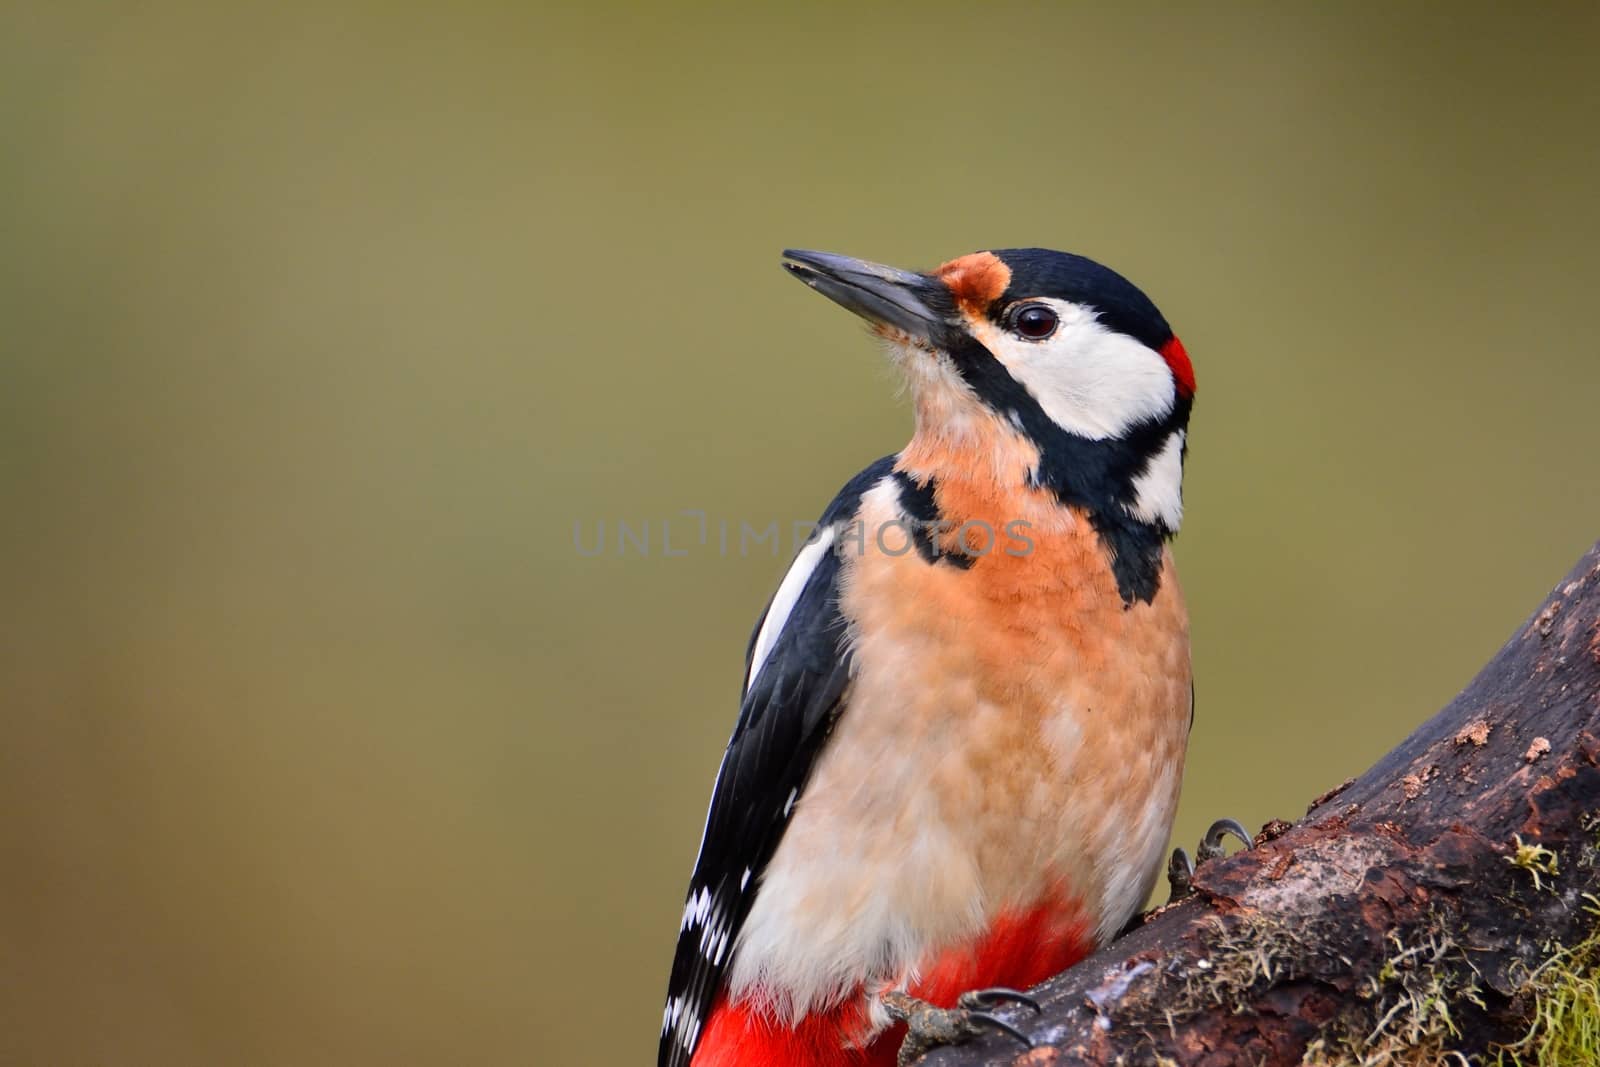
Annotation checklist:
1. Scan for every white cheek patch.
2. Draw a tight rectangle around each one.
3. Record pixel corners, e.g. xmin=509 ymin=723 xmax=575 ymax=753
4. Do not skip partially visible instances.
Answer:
xmin=1126 ymin=430 xmax=1185 ymax=531
xmin=975 ymin=299 xmax=1177 ymax=442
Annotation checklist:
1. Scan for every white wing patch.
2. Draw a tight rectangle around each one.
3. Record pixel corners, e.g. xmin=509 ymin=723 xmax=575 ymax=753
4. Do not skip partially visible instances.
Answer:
xmin=666 ymin=513 xmax=841 ymax=1055
xmin=745 ymin=526 xmax=836 ymax=693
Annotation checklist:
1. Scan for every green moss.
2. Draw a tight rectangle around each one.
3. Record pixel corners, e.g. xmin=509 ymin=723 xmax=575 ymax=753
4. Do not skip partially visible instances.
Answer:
xmin=1508 ymin=835 xmax=1561 ymax=893
xmin=1179 ymin=914 xmax=1304 ymax=1016
xmin=1302 ymin=925 xmax=1481 ymax=1067
xmin=1142 ymin=877 xmax=1600 ymax=1066
xmin=1492 ymin=897 xmax=1600 ymax=1067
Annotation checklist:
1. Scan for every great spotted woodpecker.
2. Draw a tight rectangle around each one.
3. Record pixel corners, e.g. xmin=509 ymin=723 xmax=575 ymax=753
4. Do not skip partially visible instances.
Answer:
xmin=660 ymin=248 xmax=1244 ymax=1067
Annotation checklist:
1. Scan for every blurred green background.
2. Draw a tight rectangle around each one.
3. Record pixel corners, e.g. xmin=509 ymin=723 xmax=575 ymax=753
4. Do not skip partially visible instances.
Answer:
xmin=3 ymin=4 xmax=1598 ymax=1065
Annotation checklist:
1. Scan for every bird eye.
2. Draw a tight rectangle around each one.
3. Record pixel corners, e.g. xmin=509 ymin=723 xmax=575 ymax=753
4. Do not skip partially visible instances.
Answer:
xmin=1011 ymin=304 xmax=1059 ymax=341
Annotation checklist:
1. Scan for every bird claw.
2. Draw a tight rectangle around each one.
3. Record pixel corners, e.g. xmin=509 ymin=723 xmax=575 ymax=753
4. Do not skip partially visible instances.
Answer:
xmin=957 ymin=986 xmax=1040 ymax=1014
xmin=959 ymin=1011 xmax=1032 ymax=1049
xmin=1167 ymin=818 xmax=1255 ymax=901
xmin=883 ymin=987 xmax=1039 ymax=1067
xmin=1196 ymin=817 xmax=1254 ymax=863
xmin=1167 ymin=846 xmax=1196 ymax=900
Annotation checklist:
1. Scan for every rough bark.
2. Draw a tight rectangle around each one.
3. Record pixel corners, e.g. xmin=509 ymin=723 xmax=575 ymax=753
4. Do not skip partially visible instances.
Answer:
xmin=926 ymin=541 xmax=1600 ymax=1067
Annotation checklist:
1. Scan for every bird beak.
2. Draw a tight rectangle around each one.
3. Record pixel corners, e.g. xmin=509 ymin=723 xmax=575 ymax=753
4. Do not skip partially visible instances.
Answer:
xmin=782 ymin=250 xmax=952 ymax=346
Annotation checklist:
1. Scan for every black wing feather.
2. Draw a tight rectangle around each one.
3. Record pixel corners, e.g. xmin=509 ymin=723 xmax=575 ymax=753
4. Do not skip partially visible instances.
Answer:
xmin=658 ymin=457 xmax=894 ymax=1067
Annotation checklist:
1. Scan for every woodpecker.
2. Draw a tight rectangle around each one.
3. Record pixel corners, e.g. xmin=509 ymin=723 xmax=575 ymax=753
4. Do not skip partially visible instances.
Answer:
xmin=661 ymin=248 xmax=1238 ymax=1067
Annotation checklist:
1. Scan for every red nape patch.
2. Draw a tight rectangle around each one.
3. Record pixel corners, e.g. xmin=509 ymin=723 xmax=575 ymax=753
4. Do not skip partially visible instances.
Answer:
xmin=1160 ymin=336 xmax=1196 ymax=397
xmin=693 ymin=900 xmax=1091 ymax=1067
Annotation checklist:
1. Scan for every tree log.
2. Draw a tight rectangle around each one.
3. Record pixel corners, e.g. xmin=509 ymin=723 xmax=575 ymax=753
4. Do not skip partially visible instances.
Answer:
xmin=926 ymin=541 xmax=1600 ymax=1066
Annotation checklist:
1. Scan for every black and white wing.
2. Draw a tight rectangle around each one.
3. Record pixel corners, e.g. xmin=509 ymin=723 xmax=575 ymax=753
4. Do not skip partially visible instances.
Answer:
xmin=658 ymin=457 xmax=893 ymax=1067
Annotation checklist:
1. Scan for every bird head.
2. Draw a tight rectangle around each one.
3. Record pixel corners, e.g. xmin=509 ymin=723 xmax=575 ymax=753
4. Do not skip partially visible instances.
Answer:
xmin=782 ymin=247 xmax=1193 ymax=536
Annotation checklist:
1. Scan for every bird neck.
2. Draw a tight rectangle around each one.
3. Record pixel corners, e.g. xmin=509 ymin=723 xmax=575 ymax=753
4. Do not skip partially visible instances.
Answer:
xmin=898 ymin=410 xmax=1183 ymax=605
xmin=897 ymin=413 xmax=1060 ymax=534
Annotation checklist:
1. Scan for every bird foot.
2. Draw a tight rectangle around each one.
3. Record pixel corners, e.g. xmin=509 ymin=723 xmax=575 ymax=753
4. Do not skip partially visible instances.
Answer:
xmin=881 ymin=987 xmax=1039 ymax=1067
xmin=1167 ymin=817 xmax=1254 ymax=901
